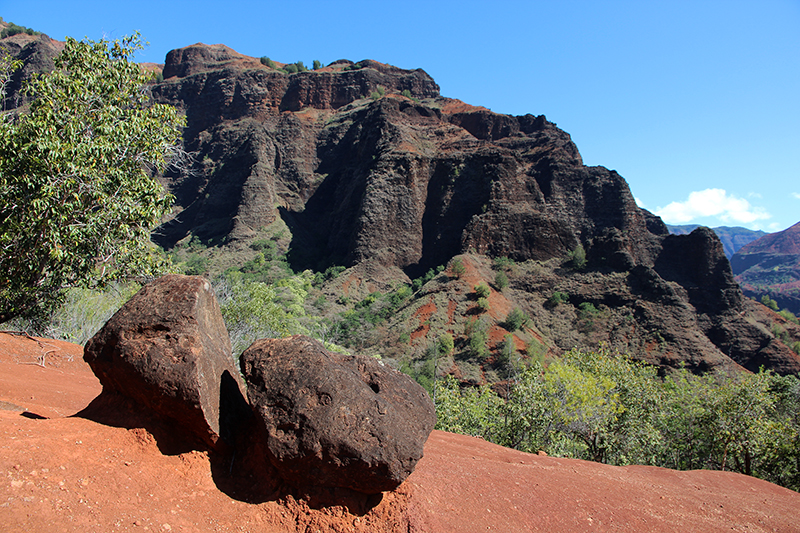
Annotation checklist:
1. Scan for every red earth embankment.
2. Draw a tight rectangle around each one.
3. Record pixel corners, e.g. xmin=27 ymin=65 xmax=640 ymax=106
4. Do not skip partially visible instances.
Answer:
xmin=1 ymin=333 xmax=797 ymax=532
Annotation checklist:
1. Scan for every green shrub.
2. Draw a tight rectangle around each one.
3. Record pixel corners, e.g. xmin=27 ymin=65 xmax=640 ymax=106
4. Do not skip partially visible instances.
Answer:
xmin=546 ymin=291 xmax=569 ymax=307
xmin=526 ymin=339 xmax=547 ymax=364
xmin=0 ymin=22 xmax=39 ymax=38
xmin=313 ymin=265 xmax=346 ymax=286
xmin=412 ymin=266 xmax=440 ymax=291
xmin=435 ymin=347 xmax=800 ymax=491
xmin=401 ymin=89 xmax=412 ymax=99
xmin=503 ymin=308 xmax=527 ymax=331
xmin=250 ymin=238 xmax=272 ymax=251
xmin=778 ymin=309 xmax=799 ymax=323
xmin=10 ymin=284 xmax=139 ymax=344
xmin=183 ymin=254 xmax=209 ymax=276
xmin=761 ymin=295 xmax=779 ymax=311
xmin=370 ymin=86 xmax=386 ymax=100
xmin=312 ymin=59 xmax=322 ymax=70
xmin=495 ymin=270 xmax=509 ymax=290
xmin=260 ymin=56 xmax=277 ymax=69
xmin=474 ymin=282 xmax=491 ymax=299
xmin=465 ymin=317 xmax=490 ymax=359
xmin=566 ymin=244 xmax=587 ymax=270
xmin=435 ymin=376 xmax=504 ymax=439
xmin=497 ymin=334 xmax=517 ymax=365
xmin=493 ymin=256 xmax=515 ymax=270
xmin=577 ymin=302 xmax=599 ymax=319
xmin=450 ymin=257 xmax=466 ymax=279
xmin=437 ymin=333 xmax=454 ymax=356
xmin=476 ymin=297 xmax=490 ymax=312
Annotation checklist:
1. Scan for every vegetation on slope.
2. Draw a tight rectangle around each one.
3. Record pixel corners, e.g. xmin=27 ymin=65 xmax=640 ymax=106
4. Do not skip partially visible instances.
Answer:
xmin=435 ymin=346 xmax=800 ymax=491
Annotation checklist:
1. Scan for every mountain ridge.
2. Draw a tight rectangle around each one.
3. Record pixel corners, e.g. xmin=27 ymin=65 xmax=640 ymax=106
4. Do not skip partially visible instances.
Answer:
xmin=2 ymin=36 xmax=799 ymax=376
xmin=732 ymin=221 xmax=800 ymax=315
xmin=667 ymin=224 xmax=767 ymax=259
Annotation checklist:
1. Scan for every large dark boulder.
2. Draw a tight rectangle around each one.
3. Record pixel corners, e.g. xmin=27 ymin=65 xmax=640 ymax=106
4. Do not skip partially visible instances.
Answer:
xmin=84 ymin=274 xmax=246 ymax=450
xmin=240 ymin=335 xmax=436 ymax=494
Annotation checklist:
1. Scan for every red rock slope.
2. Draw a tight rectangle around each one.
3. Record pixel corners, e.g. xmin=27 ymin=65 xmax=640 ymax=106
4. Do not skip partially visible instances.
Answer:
xmin=1 ymin=332 xmax=798 ymax=532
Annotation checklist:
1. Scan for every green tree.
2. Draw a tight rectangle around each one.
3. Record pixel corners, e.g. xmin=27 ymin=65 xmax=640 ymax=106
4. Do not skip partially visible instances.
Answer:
xmin=465 ymin=316 xmax=490 ymax=358
xmin=370 ymin=86 xmax=386 ymax=100
xmin=436 ymin=333 xmax=454 ymax=356
xmin=312 ymin=59 xmax=322 ymax=70
xmin=497 ymin=334 xmax=519 ymax=377
xmin=435 ymin=376 xmax=504 ymax=439
xmin=0 ymin=22 xmax=40 ymax=39
xmin=0 ymin=34 xmax=184 ymax=323
xmin=546 ymin=291 xmax=569 ymax=307
xmin=450 ymin=257 xmax=466 ymax=279
xmin=217 ymin=276 xmax=291 ymax=356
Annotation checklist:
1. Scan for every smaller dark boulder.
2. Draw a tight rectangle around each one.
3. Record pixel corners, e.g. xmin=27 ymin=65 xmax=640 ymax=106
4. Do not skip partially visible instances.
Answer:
xmin=84 ymin=274 xmax=246 ymax=450
xmin=241 ymin=335 xmax=436 ymax=494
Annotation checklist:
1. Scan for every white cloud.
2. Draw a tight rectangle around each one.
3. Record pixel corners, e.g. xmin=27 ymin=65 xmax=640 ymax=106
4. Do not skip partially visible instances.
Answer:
xmin=792 ymin=192 xmax=800 ymax=200
xmin=654 ymin=188 xmax=771 ymax=225
xmin=634 ymin=196 xmax=646 ymax=208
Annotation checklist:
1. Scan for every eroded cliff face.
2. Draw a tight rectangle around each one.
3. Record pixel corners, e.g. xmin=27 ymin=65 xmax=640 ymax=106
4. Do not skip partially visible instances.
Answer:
xmin=151 ymin=44 xmax=664 ymax=276
xmin=4 ymin=39 xmax=798 ymax=375
xmin=0 ymin=32 xmax=62 ymax=110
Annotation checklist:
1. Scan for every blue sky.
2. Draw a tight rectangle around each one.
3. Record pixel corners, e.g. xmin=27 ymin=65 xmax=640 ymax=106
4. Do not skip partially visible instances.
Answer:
xmin=3 ymin=0 xmax=798 ymax=232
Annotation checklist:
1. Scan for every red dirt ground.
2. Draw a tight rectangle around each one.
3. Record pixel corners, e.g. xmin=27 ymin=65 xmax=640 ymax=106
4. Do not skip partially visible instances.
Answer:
xmin=1 ymin=332 xmax=799 ymax=532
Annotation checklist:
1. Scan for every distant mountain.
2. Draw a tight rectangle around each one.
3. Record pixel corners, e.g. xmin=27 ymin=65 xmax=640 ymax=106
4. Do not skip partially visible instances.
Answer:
xmin=667 ymin=225 xmax=766 ymax=259
xmin=731 ymin=221 xmax=800 ymax=315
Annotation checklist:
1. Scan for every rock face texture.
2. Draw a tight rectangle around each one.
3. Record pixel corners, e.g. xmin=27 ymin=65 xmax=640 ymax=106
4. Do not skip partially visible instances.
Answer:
xmin=241 ymin=335 xmax=436 ymax=494
xmin=732 ymin=221 xmax=800 ymax=315
xmin=143 ymin=43 xmax=798 ymax=374
xmin=151 ymin=51 xmax=658 ymax=277
xmin=84 ymin=275 xmax=246 ymax=450
xmin=4 ymin=38 xmax=799 ymax=375
xmin=0 ymin=32 xmax=62 ymax=111
xmin=667 ymin=224 xmax=767 ymax=259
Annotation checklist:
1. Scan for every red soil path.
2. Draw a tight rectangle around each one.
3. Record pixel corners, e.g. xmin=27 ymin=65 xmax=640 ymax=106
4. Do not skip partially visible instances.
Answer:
xmin=1 ymin=333 xmax=798 ymax=532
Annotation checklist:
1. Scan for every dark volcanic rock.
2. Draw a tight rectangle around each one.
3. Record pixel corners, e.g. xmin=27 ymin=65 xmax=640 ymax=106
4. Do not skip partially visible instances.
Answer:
xmin=84 ymin=275 xmax=246 ymax=450
xmin=240 ymin=335 xmax=436 ymax=494
xmin=0 ymin=33 xmax=62 ymax=110
xmin=667 ymin=225 xmax=766 ymax=259
xmin=655 ymin=227 xmax=742 ymax=315
xmin=162 ymin=43 xmax=264 ymax=79
xmin=7 ymin=38 xmax=797 ymax=375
